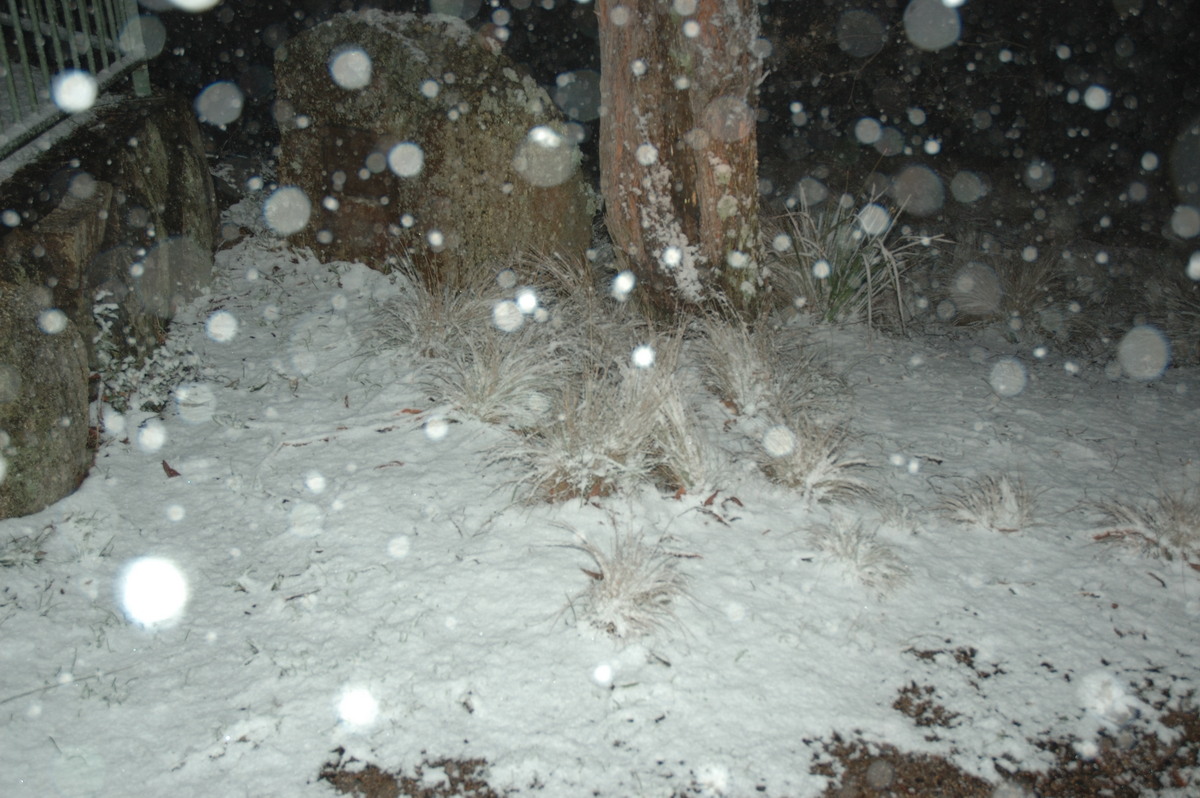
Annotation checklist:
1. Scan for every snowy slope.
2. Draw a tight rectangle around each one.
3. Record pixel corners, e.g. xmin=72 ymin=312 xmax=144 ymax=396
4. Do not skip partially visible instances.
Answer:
xmin=1 ymin=194 xmax=1198 ymax=797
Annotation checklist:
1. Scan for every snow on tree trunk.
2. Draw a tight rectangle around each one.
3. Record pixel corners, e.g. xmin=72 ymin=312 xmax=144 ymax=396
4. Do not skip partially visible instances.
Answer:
xmin=597 ymin=0 xmax=765 ymax=316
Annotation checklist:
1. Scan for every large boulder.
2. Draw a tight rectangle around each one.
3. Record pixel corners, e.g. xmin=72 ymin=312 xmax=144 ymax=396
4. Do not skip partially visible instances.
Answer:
xmin=274 ymin=10 xmax=594 ymax=284
xmin=0 ymin=96 xmax=217 ymax=518
xmin=1 ymin=96 xmax=217 ymax=366
xmin=0 ymin=283 xmax=90 ymax=519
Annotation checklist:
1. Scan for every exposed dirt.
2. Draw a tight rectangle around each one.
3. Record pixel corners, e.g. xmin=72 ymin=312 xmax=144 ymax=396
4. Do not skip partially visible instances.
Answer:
xmin=316 ymin=699 xmax=1199 ymax=797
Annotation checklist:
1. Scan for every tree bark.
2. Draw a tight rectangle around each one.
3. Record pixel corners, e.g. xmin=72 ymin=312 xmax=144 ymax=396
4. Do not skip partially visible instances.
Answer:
xmin=597 ymin=0 xmax=764 ymax=316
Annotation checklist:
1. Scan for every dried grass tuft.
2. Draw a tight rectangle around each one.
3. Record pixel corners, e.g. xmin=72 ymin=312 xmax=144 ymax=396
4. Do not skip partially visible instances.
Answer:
xmin=567 ymin=531 xmax=690 ymax=639
xmin=937 ymin=474 xmax=1037 ymax=533
xmin=1094 ymin=488 xmax=1200 ymax=563
xmin=809 ymin=515 xmax=909 ymax=595
xmin=756 ymin=417 xmax=872 ymax=504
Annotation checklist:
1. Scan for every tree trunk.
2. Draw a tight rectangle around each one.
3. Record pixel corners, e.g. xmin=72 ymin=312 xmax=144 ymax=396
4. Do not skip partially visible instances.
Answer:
xmin=597 ymin=0 xmax=764 ymax=316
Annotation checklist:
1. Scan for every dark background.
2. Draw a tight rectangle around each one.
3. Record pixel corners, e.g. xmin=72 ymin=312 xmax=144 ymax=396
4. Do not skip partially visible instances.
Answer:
xmin=154 ymin=0 xmax=1200 ymax=243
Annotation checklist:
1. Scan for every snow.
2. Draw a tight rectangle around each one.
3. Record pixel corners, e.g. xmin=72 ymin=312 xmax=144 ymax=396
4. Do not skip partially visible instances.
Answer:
xmin=2 ymin=192 xmax=1199 ymax=797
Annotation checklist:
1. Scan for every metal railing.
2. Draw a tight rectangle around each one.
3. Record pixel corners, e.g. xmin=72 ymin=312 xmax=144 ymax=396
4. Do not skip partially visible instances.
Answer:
xmin=1 ymin=0 xmax=149 ymax=161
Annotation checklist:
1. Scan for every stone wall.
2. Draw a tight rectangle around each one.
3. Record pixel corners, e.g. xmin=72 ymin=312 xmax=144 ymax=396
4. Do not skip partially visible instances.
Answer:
xmin=0 ymin=96 xmax=217 ymax=519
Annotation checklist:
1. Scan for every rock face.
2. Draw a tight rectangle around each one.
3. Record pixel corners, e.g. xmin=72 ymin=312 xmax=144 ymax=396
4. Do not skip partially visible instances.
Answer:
xmin=0 ymin=96 xmax=217 ymax=518
xmin=0 ymin=283 xmax=90 ymax=519
xmin=274 ymin=10 xmax=594 ymax=284
xmin=2 ymin=97 xmax=217 ymax=368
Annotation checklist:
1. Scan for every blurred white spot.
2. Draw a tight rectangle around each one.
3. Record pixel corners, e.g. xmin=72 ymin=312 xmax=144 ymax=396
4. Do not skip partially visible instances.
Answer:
xmin=703 ymin=96 xmax=753 ymax=142
xmin=682 ymin=19 xmax=700 ymax=38
xmin=1023 ymin=159 xmax=1055 ymax=192
xmin=632 ymin=344 xmax=655 ymax=368
xmin=305 ymin=471 xmax=327 ymax=494
xmin=37 ymin=309 xmax=68 ymax=334
xmin=387 ymin=535 xmax=411 ymax=559
xmin=174 ymin=383 xmax=216 ymax=424
xmin=167 ymin=0 xmax=220 ymax=11
xmin=120 ymin=15 xmax=166 ymax=59
xmin=857 ymin=203 xmax=891 ymax=235
xmin=194 ymin=81 xmax=244 ymax=126
xmin=387 ymin=142 xmax=424 ymax=177
xmin=836 ymin=10 xmax=886 ymax=58
xmin=2 ymin=209 xmax=19 ymax=227
xmin=137 ymin=419 xmax=167 ymax=452
xmin=1170 ymin=205 xmax=1200 ymax=239
xmin=630 ymin=58 xmax=646 ymax=76
xmin=1078 ymin=671 xmax=1140 ymax=728
xmin=988 ymin=357 xmax=1028 ymax=397
xmin=166 ymin=504 xmax=185 ymax=522
xmin=771 ymin=233 xmax=792 ymax=253
xmin=513 ymin=125 xmax=577 ymax=187
xmin=262 ymin=186 xmax=311 ymax=235
xmin=591 ymin=663 xmax=614 ymax=687
xmin=427 ymin=229 xmax=445 ymax=250
xmin=891 ymin=165 xmax=944 ymax=216
xmin=812 ymin=259 xmax=832 ymax=280
xmin=206 ymin=310 xmax=238 ymax=342
xmin=553 ymin=69 xmax=601 ymax=121
xmin=635 ymin=143 xmax=659 ymax=166
xmin=610 ymin=6 xmax=631 ymax=26
xmin=51 ymin=70 xmax=98 ymax=113
xmin=903 ymin=0 xmax=961 ymax=52
xmin=1083 ymin=85 xmax=1111 ymax=111
xmin=494 ymin=268 xmax=517 ymax=290
xmin=1141 ymin=152 xmax=1159 ymax=171
xmin=1117 ymin=325 xmax=1170 ymax=381
xmin=420 ymin=79 xmax=440 ymax=98
xmin=492 ymin=300 xmax=524 ymax=332
xmin=329 ymin=47 xmax=372 ymax=90
xmin=854 ymin=117 xmax=882 ymax=145
xmin=337 ymin=687 xmax=379 ymax=726
xmin=119 ymin=557 xmax=188 ymax=627
xmin=793 ymin=176 xmax=828 ymax=205
xmin=908 ymin=107 xmax=927 ymax=125
xmin=611 ymin=270 xmax=636 ymax=300
xmin=1187 ymin=252 xmax=1200 ymax=281
xmin=762 ymin=425 xmax=795 ymax=457
xmin=424 ymin=416 xmax=450 ymax=441
xmin=515 ymin=287 xmax=539 ymax=315
xmin=661 ymin=246 xmax=683 ymax=267
xmin=288 ymin=502 xmax=324 ymax=537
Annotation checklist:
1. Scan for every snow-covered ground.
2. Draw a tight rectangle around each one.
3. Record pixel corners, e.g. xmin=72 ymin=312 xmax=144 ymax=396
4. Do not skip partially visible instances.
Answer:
xmin=2 ymin=186 xmax=1198 ymax=797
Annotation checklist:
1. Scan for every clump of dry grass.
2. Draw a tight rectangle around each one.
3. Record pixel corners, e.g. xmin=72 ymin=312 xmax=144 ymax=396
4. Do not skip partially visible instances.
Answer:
xmin=937 ymin=473 xmax=1037 ymax=533
xmin=767 ymin=194 xmax=945 ymax=332
xmin=418 ymin=330 xmax=566 ymax=428
xmin=368 ymin=257 xmax=498 ymax=359
xmin=489 ymin=331 xmax=717 ymax=501
xmin=1163 ymin=275 xmax=1200 ymax=365
xmin=809 ymin=515 xmax=910 ymax=595
xmin=1093 ymin=488 xmax=1200 ymax=564
xmin=566 ymin=530 xmax=691 ymax=639
xmin=756 ymin=417 xmax=872 ymax=504
xmin=695 ymin=315 xmax=836 ymax=419
xmin=932 ymin=237 xmax=1097 ymax=347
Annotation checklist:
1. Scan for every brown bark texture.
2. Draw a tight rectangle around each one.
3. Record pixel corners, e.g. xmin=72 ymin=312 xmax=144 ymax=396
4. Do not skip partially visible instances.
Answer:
xmin=597 ymin=0 xmax=764 ymax=315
